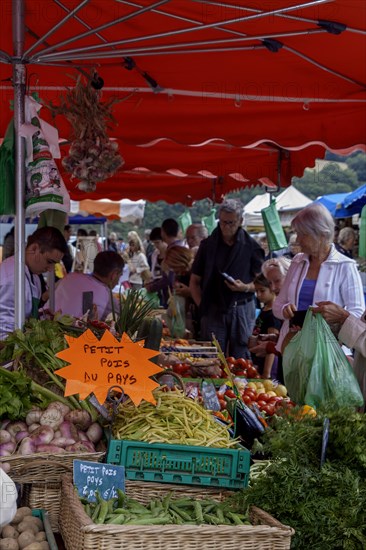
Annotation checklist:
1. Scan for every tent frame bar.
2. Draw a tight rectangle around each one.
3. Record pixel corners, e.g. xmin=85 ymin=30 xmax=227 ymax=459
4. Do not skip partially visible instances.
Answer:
xmin=29 ymin=0 xmax=170 ymax=59
xmin=29 ymin=0 xmax=329 ymax=61
xmin=13 ymin=0 xmax=26 ymax=330
xmin=2 ymin=82 xmax=365 ymax=104
xmin=34 ymin=27 xmax=324 ymax=61
xmin=23 ymin=0 xmax=90 ymax=57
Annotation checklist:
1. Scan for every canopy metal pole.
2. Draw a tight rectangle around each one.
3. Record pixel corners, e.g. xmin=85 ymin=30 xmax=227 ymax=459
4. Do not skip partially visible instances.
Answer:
xmin=47 ymin=272 xmax=56 ymax=312
xmin=102 ymin=221 xmax=108 ymax=250
xmin=32 ymin=0 xmax=170 ymax=59
xmin=37 ymin=0 xmax=328 ymax=59
xmin=13 ymin=0 xmax=26 ymax=330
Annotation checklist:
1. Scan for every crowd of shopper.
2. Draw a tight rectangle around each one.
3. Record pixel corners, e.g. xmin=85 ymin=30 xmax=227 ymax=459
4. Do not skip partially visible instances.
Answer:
xmin=1 ymin=199 xmax=365 ymax=408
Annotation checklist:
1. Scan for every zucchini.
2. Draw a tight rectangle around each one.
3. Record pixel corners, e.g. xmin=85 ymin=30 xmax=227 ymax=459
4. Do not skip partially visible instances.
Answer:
xmin=136 ymin=317 xmax=163 ymax=352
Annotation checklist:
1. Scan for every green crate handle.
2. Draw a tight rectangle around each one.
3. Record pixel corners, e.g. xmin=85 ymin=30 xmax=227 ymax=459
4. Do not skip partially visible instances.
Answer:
xmin=32 ymin=509 xmax=58 ymax=550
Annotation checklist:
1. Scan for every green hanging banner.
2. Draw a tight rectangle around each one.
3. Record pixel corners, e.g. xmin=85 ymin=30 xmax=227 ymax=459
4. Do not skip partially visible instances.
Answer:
xmin=37 ymin=209 xmax=67 ymax=233
xmin=178 ymin=210 xmax=192 ymax=234
xmin=261 ymin=198 xmax=288 ymax=251
xmin=359 ymin=204 xmax=366 ymax=259
xmin=202 ymin=208 xmax=217 ymax=235
xmin=0 ymin=120 xmax=15 ymax=215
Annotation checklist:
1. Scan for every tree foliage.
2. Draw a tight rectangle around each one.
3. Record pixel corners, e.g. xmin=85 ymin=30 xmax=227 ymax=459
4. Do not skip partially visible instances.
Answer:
xmin=293 ymin=163 xmax=359 ymax=200
xmin=347 ymin=153 xmax=366 ymax=181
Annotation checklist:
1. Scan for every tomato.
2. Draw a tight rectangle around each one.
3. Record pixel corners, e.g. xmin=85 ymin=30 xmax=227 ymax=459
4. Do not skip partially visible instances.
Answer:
xmin=226 ymin=356 xmax=236 ymax=364
xmin=173 ymin=364 xmax=191 ymax=376
xmin=260 ymin=393 xmax=271 ymax=402
xmin=234 ymin=369 xmax=247 ymax=377
xmin=243 ymin=395 xmax=252 ymax=405
xmin=275 ymin=400 xmax=287 ymax=409
xmin=257 ymin=400 xmax=267 ymax=408
xmin=90 ymin=320 xmax=109 ymax=329
xmin=218 ymin=398 xmax=227 ymax=410
xmin=262 ymin=404 xmax=275 ymax=416
xmin=244 ymin=389 xmax=257 ymax=400
xmin=234 ymin=358 xmax=248 ymax=368
xmin=225 ymin=389 xmax=236 ymax=399
xmin=269 ymin=396 xmax=283 ymax=403
xmin=247 ymin=366 xmax=258 ymax=378
xmin=220 ymin=369 xmax=227 ymax=378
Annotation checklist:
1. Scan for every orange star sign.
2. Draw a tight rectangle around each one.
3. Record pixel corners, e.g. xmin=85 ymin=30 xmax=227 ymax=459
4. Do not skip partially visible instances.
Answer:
xmin=55 ymin=330 xmax=163 ymax=406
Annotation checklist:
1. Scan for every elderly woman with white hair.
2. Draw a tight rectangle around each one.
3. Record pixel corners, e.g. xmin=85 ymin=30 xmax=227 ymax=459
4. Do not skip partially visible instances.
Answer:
xmin=336 ymin=226 xmax=356 ymax=259
xmin=273 ymin=203 xmax=365 ymax=354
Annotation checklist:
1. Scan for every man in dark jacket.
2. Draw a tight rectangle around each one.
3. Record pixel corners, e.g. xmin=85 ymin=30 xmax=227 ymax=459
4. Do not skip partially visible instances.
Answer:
xmin=190 ymin=199 xmax=264 ymax=358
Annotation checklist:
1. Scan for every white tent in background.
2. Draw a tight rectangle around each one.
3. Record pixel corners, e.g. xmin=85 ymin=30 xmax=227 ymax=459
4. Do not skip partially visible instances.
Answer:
xmin=69 ymin=198 xmax=146 ymax=224
xmin=243 ymin=186 xmax=312 ymax=228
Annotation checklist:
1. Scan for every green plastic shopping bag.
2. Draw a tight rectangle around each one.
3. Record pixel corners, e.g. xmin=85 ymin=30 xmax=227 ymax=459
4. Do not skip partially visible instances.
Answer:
xmin=283 ymin=310 xmax=363 ymax=408
xmin=282 ymin=310 xmax=315 ymax=404
xmin=202 ymin=208 xmax=217 ymax=235
xmin=166 ymin=290 xmax=186 ymax=338
xmin=0 ymin=120 xmax=15 ymax=215
xmin=261 ymin=199 xmax=287 ymax=251
xmin=178 ymin=210 xmax=192 ymax=235
xmin=143 ymin=290 xmax=161 ymax=310
xmin=38 ymin=209 xmax=67 ymax=233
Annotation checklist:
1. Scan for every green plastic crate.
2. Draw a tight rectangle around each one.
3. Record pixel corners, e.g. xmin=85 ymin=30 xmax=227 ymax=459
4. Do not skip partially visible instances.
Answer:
xmin=107 ymin=440 xmax=250 ymax=489
xmin=32 ymin=509 xmax=58 ymax=550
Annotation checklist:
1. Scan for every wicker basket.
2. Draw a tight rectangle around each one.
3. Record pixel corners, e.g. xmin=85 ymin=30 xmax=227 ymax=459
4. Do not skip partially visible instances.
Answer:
xmin=0 ymin=451 xmax=105 ymax=483
xmin=6 ymin=452 xmax=105 ymax=532
xmin=22 ymin=482 xmax=64 ymax=532
xmin=59 ymin=475 xmax=294 ymax=550
xmin=25 ymin=476 xmax=231 ymax=533
xmin=124 ymin=479 xmax=232 ymax=503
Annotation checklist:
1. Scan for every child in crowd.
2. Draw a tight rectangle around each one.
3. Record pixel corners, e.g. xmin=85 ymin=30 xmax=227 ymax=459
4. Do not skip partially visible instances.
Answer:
xmin=251 ymin=273 xmax=281 ymax=379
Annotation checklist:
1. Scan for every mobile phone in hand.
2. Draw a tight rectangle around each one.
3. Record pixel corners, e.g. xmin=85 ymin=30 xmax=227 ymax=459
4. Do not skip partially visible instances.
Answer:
xmin=222 ymin=272 xmax=235 ymax=284
xmin=289 ymin=310 xmax=307 ymax=328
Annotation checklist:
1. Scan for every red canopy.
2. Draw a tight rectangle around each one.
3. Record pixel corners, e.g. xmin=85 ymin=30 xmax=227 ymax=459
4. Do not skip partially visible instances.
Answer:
xmin=0 ymin=0 xmax=365 ymax=202
xmin=64 ymin=140 xmax=331 ymax=202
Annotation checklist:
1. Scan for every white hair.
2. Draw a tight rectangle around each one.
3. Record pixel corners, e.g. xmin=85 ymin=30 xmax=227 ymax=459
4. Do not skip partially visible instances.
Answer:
xmin=262 ymin=256 xmax=291 ymax=278
xmin=218 ymin=198 xmax=243 ymax=219
xmin=291 ymin=203 xmax=334 ymax=245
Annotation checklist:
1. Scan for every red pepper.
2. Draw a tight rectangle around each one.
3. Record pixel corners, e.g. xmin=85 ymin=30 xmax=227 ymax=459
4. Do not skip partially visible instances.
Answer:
xmin=90 ymin=320 xmax=109 ymax=330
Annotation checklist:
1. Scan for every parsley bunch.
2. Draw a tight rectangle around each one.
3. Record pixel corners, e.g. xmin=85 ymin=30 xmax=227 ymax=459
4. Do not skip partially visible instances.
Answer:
xmin=0 ymin=368 xmax=44 ymax=420
xmin=227 ymin=407 xmax=366 ymax=549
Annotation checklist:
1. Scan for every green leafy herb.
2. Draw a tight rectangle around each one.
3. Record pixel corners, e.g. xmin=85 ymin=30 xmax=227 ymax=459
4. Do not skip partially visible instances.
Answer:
xmin=228 ymin=459 xmax=366 ymax=550
xmin=0 ymin=318 xmax=98 ymax=419
xmin=0 ymin=368 xmax=45 ymax=419
xmin=226 ymin=406 xmax=366 ymax=549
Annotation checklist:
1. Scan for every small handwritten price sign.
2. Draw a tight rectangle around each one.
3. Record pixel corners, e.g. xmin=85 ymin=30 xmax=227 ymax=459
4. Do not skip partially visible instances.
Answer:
xmin=73 ymin=459 xmax=125 ymax=502
xmin=56 ymin=330 xmax=163 ymax=405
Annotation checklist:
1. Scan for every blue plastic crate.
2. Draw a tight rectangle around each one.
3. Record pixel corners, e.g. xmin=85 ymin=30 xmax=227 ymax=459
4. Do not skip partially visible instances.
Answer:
xmin=107 ymin=439 xmax=250 ymax=489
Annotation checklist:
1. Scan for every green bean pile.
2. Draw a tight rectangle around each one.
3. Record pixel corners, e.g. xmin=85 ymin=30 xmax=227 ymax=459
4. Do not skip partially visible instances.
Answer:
xmin=113 ymin=390 xmax=237 ymax=448
xmin=82 ymin=489 xmax=250 ymax=526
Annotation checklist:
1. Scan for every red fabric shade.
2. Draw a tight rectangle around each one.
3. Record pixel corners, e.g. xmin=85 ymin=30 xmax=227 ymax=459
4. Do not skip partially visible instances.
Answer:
xmin=0 ymin=0 xmax=365 ymax=202
xmin=61 ymin=140 xmax=328 ymax=202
